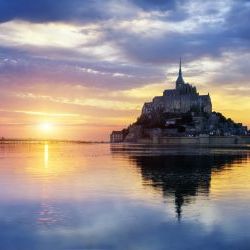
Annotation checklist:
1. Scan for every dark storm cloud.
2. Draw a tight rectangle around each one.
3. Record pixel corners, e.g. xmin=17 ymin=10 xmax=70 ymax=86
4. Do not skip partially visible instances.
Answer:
xmin=0 ymin=0 xmax=188 ymax=24
xmin=129 ymin=0 xmax=189 ymax=21
xmin=225 ymin=0 xmax=250 ymax=40
xmin=0 ymin=0 xmax=109 ymax=23
xmin=130 ymin=0 xmax=177 ymax=11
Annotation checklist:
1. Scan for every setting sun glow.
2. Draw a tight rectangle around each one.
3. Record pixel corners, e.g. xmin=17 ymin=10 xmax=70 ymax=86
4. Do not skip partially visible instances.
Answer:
xmin=39 ymin=123 xmax=54 ymax=133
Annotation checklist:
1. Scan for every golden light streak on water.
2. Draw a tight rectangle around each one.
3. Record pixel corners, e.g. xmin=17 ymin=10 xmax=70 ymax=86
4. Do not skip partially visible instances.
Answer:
xmin=44 ymin=143 xmax=49 ymax=169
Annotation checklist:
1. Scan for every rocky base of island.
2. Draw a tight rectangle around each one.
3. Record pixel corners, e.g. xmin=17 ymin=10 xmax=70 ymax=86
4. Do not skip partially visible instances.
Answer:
xmin=111 ymin=111 xmax=250 ymax=146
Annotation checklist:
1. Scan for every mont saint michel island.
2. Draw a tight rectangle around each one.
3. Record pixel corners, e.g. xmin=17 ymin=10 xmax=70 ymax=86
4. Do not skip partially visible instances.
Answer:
xmin=111 ymin=60 xmax=250 ymax=146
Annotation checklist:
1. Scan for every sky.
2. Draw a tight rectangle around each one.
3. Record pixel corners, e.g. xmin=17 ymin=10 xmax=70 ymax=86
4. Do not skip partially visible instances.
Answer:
xmin=0 ymin=0 xmax=250 ymax=140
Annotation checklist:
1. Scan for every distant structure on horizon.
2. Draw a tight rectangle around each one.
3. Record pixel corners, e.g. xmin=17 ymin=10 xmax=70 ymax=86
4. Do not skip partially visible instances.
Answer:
xmin=110 ymin=59 xmax=249 ymax=144
xmin=142 ymin=59 xmax=212 ymax=116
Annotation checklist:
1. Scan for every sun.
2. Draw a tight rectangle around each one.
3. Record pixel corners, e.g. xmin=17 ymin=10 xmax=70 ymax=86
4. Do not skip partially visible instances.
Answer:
xmin=39 ymin=122 xmax=54 ymax=133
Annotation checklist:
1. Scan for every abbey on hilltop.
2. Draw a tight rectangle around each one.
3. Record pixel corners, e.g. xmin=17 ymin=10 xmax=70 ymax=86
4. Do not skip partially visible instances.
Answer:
xmin=110 ymin=60 xmax=249 ymax=144
xmin=142 ymin=59 xmax=212 ymax=116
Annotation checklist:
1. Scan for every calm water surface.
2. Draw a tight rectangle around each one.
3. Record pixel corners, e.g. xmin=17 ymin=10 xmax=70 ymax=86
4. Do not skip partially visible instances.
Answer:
xmin=0 ymin=143 xmax=250 ymax=249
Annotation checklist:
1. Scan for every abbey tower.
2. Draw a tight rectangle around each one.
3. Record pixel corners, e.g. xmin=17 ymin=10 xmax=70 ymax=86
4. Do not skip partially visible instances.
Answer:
xmin=142 ymin=60 xmax=212 ymax=116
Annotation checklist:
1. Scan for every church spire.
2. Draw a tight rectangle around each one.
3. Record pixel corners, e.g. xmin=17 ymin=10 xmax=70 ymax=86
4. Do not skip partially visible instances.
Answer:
xmin=176 ymin=57 xmax=185 ymax=88
xmin=179 ymin=57 xmax=182 ymax=76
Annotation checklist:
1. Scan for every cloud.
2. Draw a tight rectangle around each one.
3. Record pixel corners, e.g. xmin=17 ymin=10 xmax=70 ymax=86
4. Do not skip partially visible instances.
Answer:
xmin=0 ymin=0 xmax=107 ymax=24
xmin=1 ymin=0 xmax=250 ymax=68
xmin=0 ymin=0 xmax=250 ymax=138
xmin=225 ymin=0 xmax=250 ymax=40
xmin=0 ymin=44 xmax=165 ymax=91
xmin=0 ymin=0 xmax=176 ymax=24
xmin=130 ymin=0 xmax=177 ymax=11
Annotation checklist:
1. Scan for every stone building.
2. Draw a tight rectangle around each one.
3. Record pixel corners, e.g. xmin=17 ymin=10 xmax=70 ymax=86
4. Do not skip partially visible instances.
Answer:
xmin=142 ymin=60 xmax=212 ymax=116
xmin=110 ymin=131 xmax=124 ymax=143
xmin=110 ymin=59 xmax=249 ymax=143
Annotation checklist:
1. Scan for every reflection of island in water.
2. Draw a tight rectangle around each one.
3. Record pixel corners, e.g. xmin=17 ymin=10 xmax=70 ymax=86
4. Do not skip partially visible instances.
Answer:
xmin=111 ymin=145 xmax=248 ymax=220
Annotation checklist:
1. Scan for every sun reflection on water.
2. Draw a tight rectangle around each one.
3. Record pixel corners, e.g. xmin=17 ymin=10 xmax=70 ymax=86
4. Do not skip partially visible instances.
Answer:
xmin=44 ymin=143 xmax=49 ymax=168
xmin=37 ymin=143 xmax=67 ymax=227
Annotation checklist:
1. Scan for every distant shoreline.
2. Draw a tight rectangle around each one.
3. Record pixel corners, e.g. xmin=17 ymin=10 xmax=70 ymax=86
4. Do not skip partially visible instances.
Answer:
xmin=0 ymin=139 xmax=108 ymax=144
